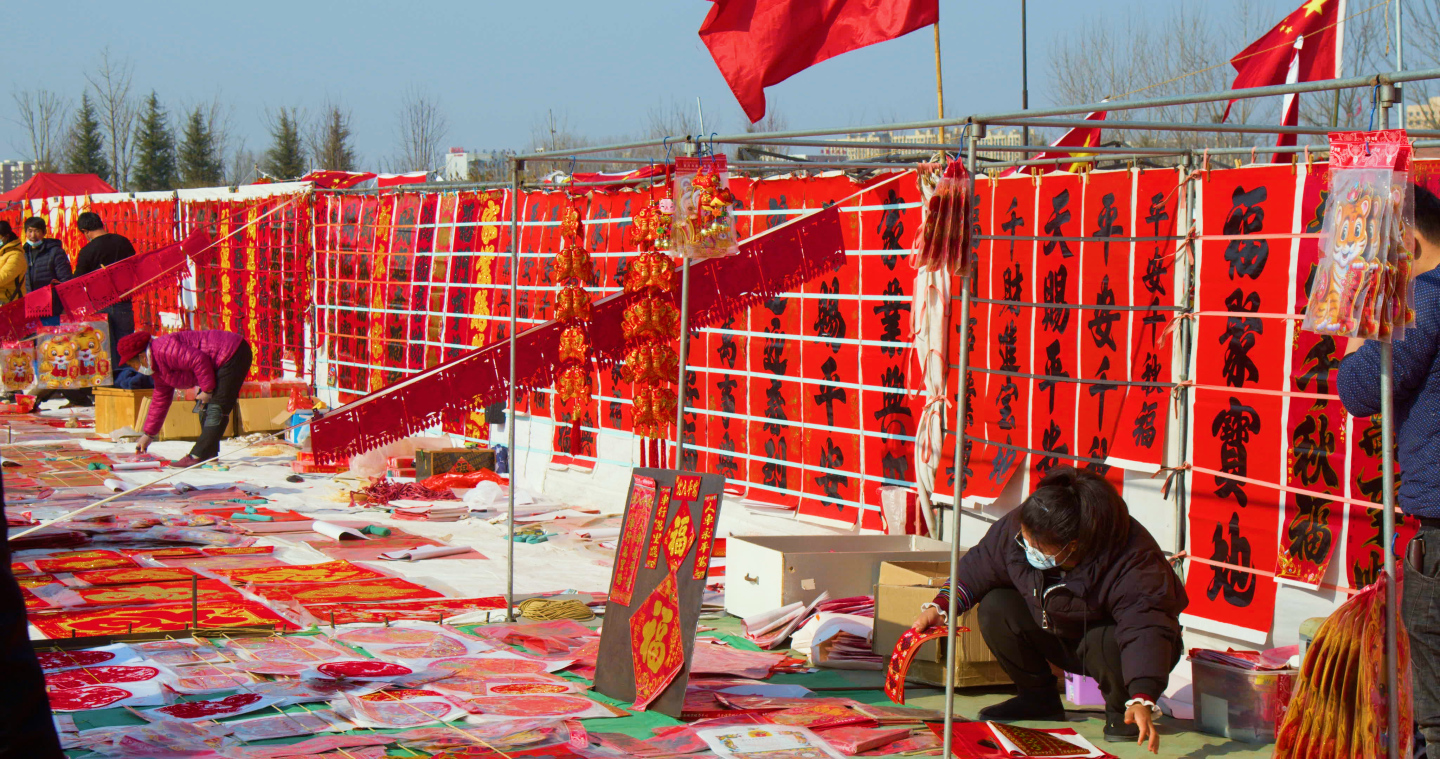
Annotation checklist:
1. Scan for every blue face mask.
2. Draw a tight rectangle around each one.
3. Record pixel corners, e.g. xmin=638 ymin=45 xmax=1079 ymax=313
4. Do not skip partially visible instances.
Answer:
xmin=1017 ymin=534 xmax=1069 ymax=570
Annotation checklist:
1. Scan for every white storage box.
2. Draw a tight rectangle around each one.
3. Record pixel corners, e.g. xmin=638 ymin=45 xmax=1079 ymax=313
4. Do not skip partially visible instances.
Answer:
xmin=723 ymin=534 xmax=952 ymax=618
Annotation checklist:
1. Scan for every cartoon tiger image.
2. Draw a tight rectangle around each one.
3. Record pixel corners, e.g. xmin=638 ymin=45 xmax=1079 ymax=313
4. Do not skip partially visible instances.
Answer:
xmin=1312 ymin=187 xmax=1376 ymax=334
xmin=38 ymin=336 xmax=78 ymax=389
xmin=1 ymin=349 xmax=33 ymax=391
xmin=73 ymin=324 xmax=111 ymax=381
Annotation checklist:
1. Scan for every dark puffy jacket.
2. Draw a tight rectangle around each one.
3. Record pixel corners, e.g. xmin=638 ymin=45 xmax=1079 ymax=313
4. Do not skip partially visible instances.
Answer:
xmin=142 ymin=331 xmax=243 ymax=436
xmin=933 ymin=510 xmax=1187 ymax=700
xmin=23 ymin=239 xmax=70 ymax=292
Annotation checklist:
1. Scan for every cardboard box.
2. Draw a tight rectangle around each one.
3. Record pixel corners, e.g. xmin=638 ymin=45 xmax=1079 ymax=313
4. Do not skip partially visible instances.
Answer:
xmin=872 ymin=560 xmax=1010 ymax=689
xmin=233 ymin=396 xmax=292 ymax=434
xmin=723 ymin=535 xmax=953 ymax=618
xmin=415 ymin=448 xmax=495 ymax=480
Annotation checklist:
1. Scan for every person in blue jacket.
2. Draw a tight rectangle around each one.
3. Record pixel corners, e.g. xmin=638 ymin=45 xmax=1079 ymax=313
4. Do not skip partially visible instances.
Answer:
xmin=1338 ymin=183 xmax=1440 ymax=747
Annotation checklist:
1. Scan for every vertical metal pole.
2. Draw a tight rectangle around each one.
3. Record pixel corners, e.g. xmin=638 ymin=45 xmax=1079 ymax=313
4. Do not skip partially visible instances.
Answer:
xmin=933 ymin=23 xmax=945 ymax=144
xmin=1174 ymin=158 xmax=1196 ymax=555
xmin=506 ymin=160 xmax=522 ymax=622
xmin=1020 ymin=0 xmax=1030 ymax=149
xmin=1378 ymin=87 xmax=1400 ymax=759
xmin=1397 ymin=0 xmax=1407 ymax=130
xmin=674 ymin=255 xmax=692 ymax=469
xmin=942 ymin=124 xmax=979 ymax=759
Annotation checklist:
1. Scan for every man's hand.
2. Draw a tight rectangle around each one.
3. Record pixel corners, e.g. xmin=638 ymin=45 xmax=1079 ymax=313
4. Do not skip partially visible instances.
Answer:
xmin=136 ymin=434 xmax=152 ymax=454
xmin=197 ymin=390 xmax=213 ymax=404
xmin=1126 ymin=703 xmax=1159 ymax=754
xmin=912 ymin=605 xmax=942 ymax=632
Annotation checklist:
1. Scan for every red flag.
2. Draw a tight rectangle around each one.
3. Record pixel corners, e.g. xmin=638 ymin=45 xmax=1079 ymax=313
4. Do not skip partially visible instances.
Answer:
xmin=700 ymin=0 xmax=939 ymax=123
xmin=1001 ymin=111 xmax=1107 ymax=177
xmin=1223 ymin=0 xmax=1343 ymax=121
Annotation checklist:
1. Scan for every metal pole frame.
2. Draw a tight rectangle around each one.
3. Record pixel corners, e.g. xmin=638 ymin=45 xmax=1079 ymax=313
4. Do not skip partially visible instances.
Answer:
xmin=942 ymin=122 xmax=980 ymax=759
xmin=673 ymin=142 xmax=698 ymax=470
xmin=1379 ymin=81 xmax=1402 ymax=759
xmin=507 ymin=159 xmax=523 ymax=622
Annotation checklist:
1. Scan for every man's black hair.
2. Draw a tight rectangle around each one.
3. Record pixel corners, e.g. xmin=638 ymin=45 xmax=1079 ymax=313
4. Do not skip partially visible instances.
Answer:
xmin=22 ymin=217 xmax=45 ymax=232
xmin=75 ymin=211 xmax=103 ymax=232
xmin=0 ymin=221 xmax=13 ymax=241
xmin=1416 ymin=184 xmax=1440 ymax=249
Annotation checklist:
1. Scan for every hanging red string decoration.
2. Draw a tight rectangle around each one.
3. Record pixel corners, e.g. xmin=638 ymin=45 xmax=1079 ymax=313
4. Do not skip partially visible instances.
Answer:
xmin=554 ymin=202 xmax=594 ymax=455
xmin=625 ymin=193 xmax=679 ymax=444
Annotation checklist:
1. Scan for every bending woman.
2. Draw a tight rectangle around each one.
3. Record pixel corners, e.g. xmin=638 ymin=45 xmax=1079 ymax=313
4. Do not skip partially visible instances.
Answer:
xmin=119 ymin=330 xmax=253 ymax=467
xmin=913 ymin=467 xmax=1186 ymax=753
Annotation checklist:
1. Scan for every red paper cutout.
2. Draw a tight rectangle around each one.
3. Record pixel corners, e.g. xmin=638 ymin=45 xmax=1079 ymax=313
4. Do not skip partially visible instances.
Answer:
xmin=610 ymin=475 xmax=657 ymax=607
xmin=629 ymin=573 xmax=685 ymax=710
xmin=693 ymin=494 xmax=720 ymax=580
xmin=883 ymin=626 xmax=965 ymax=705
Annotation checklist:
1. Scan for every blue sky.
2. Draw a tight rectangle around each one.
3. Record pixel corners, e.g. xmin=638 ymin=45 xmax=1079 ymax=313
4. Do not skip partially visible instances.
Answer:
xmin=6 ymin=0 xmax=1310 ymax=168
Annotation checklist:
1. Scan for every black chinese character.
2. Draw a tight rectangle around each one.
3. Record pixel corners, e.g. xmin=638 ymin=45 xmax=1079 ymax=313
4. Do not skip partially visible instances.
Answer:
xmin=1285 ymin=495 xmax=1334 ymax=565
xmin=717 ymin=432 xmax=740 ymax=480
xmin=813 ymin=357 xmax=848 ymax=427
xmin=1043 ymin=188 xmax=1074 ymax=259
xmin=996 ymin=378 xmax=1019 ymax=431
xmin=1088 ymin=355 xmax=1119 ymax=428
xmin=1041 ymin=266 xmax=1070 ymax=333
xmin=1222 ymin=185 xmax=1270 ymax=280
xmin=763 ymin=437 xmax=789 ymax=490
xmin=814 ymin=276 xmax=847 ymax=353
xmin=815 ymin=438 xmax=848 ymax=500
xmin=872 ymin=279 xmax=911 ymax=356
xmin=1037 ymin=340 xmax=1069 ymax=413
xmin=1290 ymin=413 xmax=1339 ymax=489
xmin=1133 ymin=401 xmax=1158 ymax=448
xmin=1086 ymin=276 xmax=1119 ymax=351
xmin=1093 ymin=192 xmax=1123 ymax=265
xmin=872 ymin=365 xmax=913 ymax=421
xmin=1212 ymin=397 xmax=1261 ymax=507
xmin=1038 ymin=421 xmax=1068 ymax=474
xmin=1219 ymin=288 xmax=1262 ymax=388
xmin=877 ymin=188 xmax=905 ymax=268
xmin=1206 ymin=512 xmax=1257 ymax=607
xmin=1295 ymin=337 xmax=1340 ymax=400
xmin=1000 ymin=197 xmax=1025 ymax=261
xmin=996 ymin=322 xmax=1020 ymax=372
xmin=988 ymin=435 xmax=1019 ymax=484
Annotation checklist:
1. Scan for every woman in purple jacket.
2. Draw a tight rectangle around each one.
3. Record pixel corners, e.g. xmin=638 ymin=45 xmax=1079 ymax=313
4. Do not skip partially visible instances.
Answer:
xmin=117 ymin=330 xmax=253 ymax=467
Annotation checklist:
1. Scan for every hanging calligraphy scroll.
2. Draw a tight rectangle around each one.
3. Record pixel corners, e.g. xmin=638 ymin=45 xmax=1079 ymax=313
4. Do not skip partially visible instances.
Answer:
xmin=960 ymin=176 xmax=1001 ymax=503
xmin=975 ymin=176 xmax=1036 ymax=499
xmin=1030 ymin=173 xmax=1082 ymax=484
xmin=1109 ymin=168 xmax=1184 ymax=472
xmin=1076 ymin=170 xmax=1132 ymax=490
xmin=1182 ymin=166 xmax=1296 ymax=642
xmin=1344 ymin=413 xmax=1416 ymax=588
xmin=859 ymin=176 xmax=922 ymax=529
xmin=1277 ymin=164 xmax=1348 ymax=586
xmin=595 ymin=468 xmax=724 ymax=717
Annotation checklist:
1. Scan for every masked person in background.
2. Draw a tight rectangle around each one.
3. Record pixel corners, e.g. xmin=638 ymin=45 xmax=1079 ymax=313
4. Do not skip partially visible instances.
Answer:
xmin=118 ymin=330 xmax=252 ymax=467
xmin=0 ymin=222 xmax=26 ymax=305
xmin=911 ymin=467 xmax=1186 ymax=754
xmin=22 ymin=217 xmax=89 ymax=407
xmin=73 ymin=212 xmax=137 ymax=375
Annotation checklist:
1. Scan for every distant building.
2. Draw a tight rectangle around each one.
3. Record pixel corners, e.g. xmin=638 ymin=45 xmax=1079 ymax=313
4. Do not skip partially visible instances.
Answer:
xmin=443 ymin=147 xmax=516 ymax=182
xmin=1408 ymin=97 xmax=1440 ymax=130
xmin=0 ymin=160 xmax=36 ymax=193
xmin=815 ymin=128 xmax=1024 ymax=163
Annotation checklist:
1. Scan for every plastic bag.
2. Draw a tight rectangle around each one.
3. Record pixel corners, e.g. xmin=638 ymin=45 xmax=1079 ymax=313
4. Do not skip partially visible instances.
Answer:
xmin=0 ymin=341 xmax=35 ymax=392
xmin=1303 ymin=130 xmax=1416 ymax=342
xmin=913 ymin=159 xmax=972 ymax=274
xmin=673 ymin=155 xmax=740 ymax=258
xmin=35 ymin=321 xmax=112 ymax=389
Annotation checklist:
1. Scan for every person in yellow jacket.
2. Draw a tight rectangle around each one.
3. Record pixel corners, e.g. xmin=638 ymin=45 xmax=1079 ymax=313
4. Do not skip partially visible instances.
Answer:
xmin=0 ymin=222 xmax=24 ymax=304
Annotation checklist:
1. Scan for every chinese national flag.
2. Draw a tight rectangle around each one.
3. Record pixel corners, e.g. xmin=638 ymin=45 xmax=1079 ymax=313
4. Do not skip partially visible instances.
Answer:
xmin=1001 ymin=111 xmax=1107 ymax=177
xmin=1223 ymin=0 xmax=1343 ymax=121
xmin=700 ymin=0 xmax=939 ymax=123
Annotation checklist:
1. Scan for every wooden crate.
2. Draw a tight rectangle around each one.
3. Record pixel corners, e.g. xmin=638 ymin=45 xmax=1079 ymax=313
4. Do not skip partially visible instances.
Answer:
xmin=94 ymin=388 xmax=146 ymax=435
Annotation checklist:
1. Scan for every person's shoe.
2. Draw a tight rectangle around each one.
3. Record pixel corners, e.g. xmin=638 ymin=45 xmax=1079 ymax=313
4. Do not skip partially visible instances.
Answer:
xmin=976 ymin=689 xmax=1066 ymax=723
xmin=171 ymin=455 xmax=201 ymax=468
xmin=1103 ymin=710 xmax=1140 ymax=742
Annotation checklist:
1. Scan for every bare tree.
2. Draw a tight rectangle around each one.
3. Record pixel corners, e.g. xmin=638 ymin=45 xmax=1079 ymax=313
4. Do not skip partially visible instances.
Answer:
xmin=739 ymin=106 xmax=791 ymax=161
xmin=392 ymin=85 xmax=448 ymax=173
xmin=86 ymin=48 xmax=138 ymax=188
xmin=227 ymin=141 xmax=258 ymax=186
xmin=10 ymin=89 xmax=69 ymax=171
xmin=1400 ymin=1 xmax=1440 ymax=128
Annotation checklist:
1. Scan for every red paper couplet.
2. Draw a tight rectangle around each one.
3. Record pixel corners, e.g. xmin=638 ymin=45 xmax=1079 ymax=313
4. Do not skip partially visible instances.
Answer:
xmin=1109 ymin=168 xmax=1183 ymax=472
xmin=1076 ymin=170 xmax=1132 ymax=490
xmin=643 ymin=486 xmax=674 ymax=570
xmin=672 ymin=475 xmax=702 ymax=502
xmin=883 ymin=625 xmax=965 ymax=705
xmin=1183 ymin=166 xmax=1296 ymax=639
xmin=609 ymin=476 xmax=658 ymax=607
xmin=1029 ymin=173 xmax=1082 ymax=483
xmin=693 ymin=494 xmax=720 ymax=581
